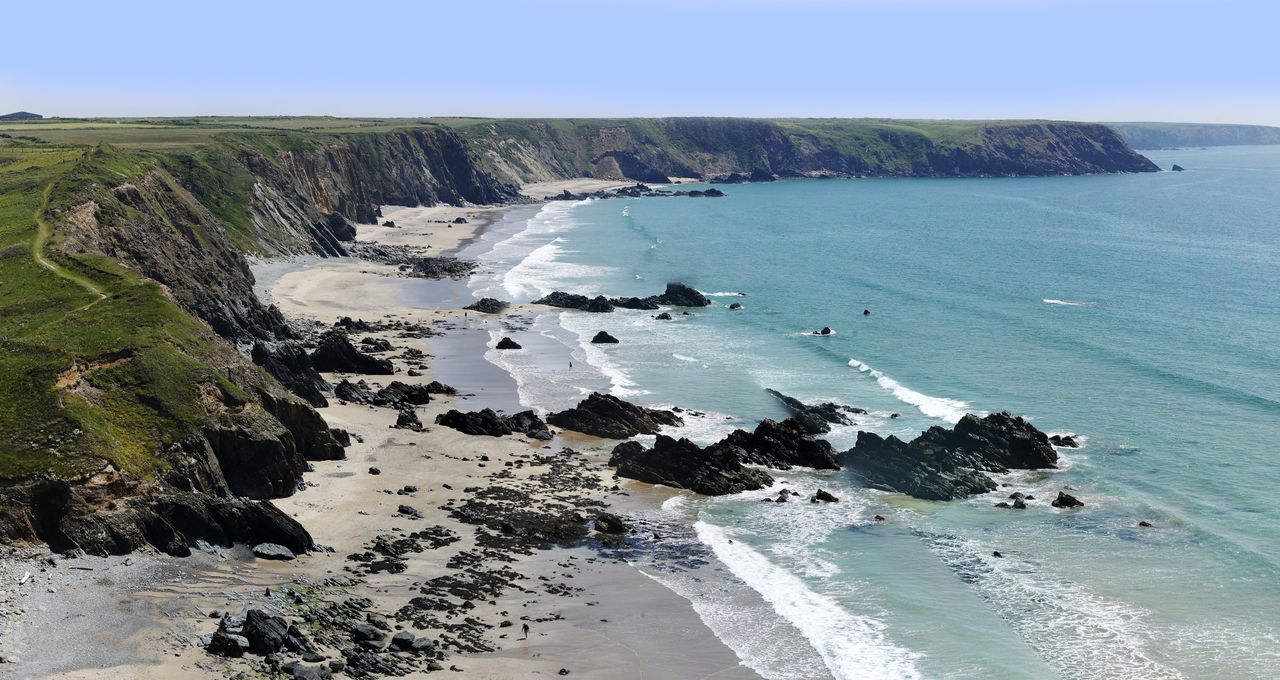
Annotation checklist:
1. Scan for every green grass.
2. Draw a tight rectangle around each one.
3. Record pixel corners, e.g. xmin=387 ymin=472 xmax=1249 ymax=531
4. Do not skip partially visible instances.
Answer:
xmin=0 ymin=140 xmax=251 ymax=479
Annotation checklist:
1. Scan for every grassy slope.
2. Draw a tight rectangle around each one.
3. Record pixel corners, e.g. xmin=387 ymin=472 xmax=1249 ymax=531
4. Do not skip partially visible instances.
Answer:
xmin=0 ymin=138 xmax=250 ymax=480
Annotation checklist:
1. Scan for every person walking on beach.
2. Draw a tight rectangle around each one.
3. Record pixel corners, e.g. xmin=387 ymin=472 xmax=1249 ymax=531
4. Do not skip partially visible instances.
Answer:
xmin=522 ymin=623 xmax=530 ymax=639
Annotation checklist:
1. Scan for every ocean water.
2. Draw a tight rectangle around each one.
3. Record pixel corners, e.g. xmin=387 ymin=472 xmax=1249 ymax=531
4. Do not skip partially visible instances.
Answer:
xmin=466 ymin=146 xmax=1280 ymax=679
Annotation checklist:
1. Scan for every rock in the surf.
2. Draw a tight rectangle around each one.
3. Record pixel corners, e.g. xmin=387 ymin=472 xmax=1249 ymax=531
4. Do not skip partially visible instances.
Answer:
xmin=608 ymin=436 xmax=774 ymax=495
xmin=655 ymin=282 xmax=710 ymax=307
xmin=811 ymin=489 xmax=839 ymax=503
xmin=591 ymin=331 xmax=620 ymax=344
xmin=814 ymin=327 xmax=833 ymax=335
xmin=1049 ymin=434 xmax=1079 ymax=448
xmin=841 ymin=431 xmax=1000 ymax=501
xmin=1051 ymin=491 xmax=1084 ymax=508
xmin=547 ymin=392 xmax=683 ymax=439
xmin=495 ymin=337 xmax=522 ymax=350
xmin=655 ymin=312 xmax=673 ymax=320
xmin=765 ymin=388 xmax=865 ymax=434
xmin=909 ymin=412 xmax=1059 ymax=473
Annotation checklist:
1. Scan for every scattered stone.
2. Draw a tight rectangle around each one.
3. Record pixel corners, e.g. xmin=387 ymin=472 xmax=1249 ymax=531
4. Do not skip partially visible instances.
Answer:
xmin=1051 ymin=491 xmax=1084 ymax=508
xmin=252 ymin=543 xmax=296 ymax=561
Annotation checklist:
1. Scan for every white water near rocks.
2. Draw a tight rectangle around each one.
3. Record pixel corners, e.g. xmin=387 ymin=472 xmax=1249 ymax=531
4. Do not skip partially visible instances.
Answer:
xmin=464 ymin=148 xmax=1280 ymax=678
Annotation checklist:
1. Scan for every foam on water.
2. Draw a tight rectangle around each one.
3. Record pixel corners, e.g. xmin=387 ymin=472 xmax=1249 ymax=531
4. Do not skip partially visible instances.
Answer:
xmin=1042 ymin=298 xmax=1096 ymax=306
xmin=848 ymin=357 xmax=974 ymax=423
xmin=921 ymin=530 xmax=1185 ymax=680
xmin=695 ymin=521 xmax=924 ymax=680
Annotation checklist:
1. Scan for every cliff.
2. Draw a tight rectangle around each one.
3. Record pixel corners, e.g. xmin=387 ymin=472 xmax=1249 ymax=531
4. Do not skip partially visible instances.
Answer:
xmin=1106 ymin=122 xmax=1280 ymax=149
xmin=443 ymin=117 xmax=1158 ymax=184
xmin=0 ymin=116 xmax=1156 ymax=556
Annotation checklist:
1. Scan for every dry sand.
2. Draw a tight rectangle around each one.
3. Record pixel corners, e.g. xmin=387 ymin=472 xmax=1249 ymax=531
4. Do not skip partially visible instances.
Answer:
xmin=0 ymin=195 xmax=758 ymax=679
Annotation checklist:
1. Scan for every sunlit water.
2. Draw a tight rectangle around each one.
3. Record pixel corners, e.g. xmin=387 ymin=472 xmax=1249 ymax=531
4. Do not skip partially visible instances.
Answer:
xmin=457 ymin=147 xmax=1280 ymax=679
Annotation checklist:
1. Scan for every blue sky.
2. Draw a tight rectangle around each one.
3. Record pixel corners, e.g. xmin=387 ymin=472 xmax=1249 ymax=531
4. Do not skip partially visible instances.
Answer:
xmin=2 ymin=0 xmax=1277 ymax=124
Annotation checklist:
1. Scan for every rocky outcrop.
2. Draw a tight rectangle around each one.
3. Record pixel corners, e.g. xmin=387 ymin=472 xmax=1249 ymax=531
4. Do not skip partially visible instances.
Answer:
xmin=16 ymin=479 xmax=314 ymax=557
xmin=712 ymin=418 xmax=840 ymax=470
xmin=434 ymin=409 xmax=552 ymax=440
xmin=495 ymin=337 xmax=522 ymax=350
xmin=546 ymin=393 xmax=683 ymax=439
xmin=251 ymin=341 xmax=330 ymax=407
xmin=908 ymin=412 xmax=1058 ymax=473
xmin=591 ymin=331 xmax=620 ymax=344
xmin=842 ymin=431 xmax=999 ymax=501
xmin=609 ymin=436 xmax=774 ymax=495
xmin=841 ymin=412 xmax=1058 ymax=500
xmin=463 ymin=298 xmax=509 ymax=314
xmin=310 ymin=331 xmax=395 ymax=375
xmin=765 ymin=389 xmax=864 ymax=434
xmin=536 ymin=283 xmax=709 ymax=312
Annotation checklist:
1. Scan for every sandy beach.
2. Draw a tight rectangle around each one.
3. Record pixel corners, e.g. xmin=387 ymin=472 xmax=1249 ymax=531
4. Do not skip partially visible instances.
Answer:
xmin=0 ymin=186 xmax=757 ymax=679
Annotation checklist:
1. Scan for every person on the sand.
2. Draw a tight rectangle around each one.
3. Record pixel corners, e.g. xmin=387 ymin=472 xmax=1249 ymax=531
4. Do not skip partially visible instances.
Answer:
xmin=522 ymin=623 xmax=530 ymax=639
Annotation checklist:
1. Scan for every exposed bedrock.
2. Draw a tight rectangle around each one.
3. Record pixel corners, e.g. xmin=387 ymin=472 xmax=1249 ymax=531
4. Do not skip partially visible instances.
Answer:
xmin=251 ymin=340 xmax=330 ymax=407
xmin=609 ymin=436 xmax=774 ymax=496
xmin=534 ymin=282 xmax=711 ymax=312
xmin=546 ymin=393 xmax=683 ymax=439
xmin=310 ymin=331 xmax=396 ymax=375
xmin=841 ymin=412 xmax=1060 ymax=500
xmin=765 ymin=388 xmax=865 ymax=434
xmin=714 ymin=418 xmax=841 ymax=470
xmin=434 ymin=409 xmax=553 ymax=440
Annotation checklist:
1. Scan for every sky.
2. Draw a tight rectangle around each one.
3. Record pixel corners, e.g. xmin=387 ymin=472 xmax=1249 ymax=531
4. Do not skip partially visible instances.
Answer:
xmin=2 ymin=0 xmax=1278 ymax=125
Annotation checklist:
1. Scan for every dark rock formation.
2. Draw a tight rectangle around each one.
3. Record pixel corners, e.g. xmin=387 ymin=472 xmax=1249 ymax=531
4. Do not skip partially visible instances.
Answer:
xmin=842 ymin=431 xmax=999 ymax=501
xmin=463 ymin=298 xmax=509 ymax=314
xmin=252 ymin=341 xmax=330 ymax=407
xmin=729 ymin=303 xmax=743 ymax=310
xmin=655 ymin=312 xmax=673 ymax=320
xmin=594 ymin=512 xmax=630 ymax=534
xmin=1171 ymin=164 xmax=1185 ymax=171
xmin=376 ymin=381 xmax=433 ymax=407
xmin=841 ymin=412 xmax=1057 ymax=500
xmin=814 ymin=327 xmax=833 ymax=336
xmin=1051 ymin=491 xmax=1084 ymax=508
xmin=310 ymin=331 xmax=395 ymax=375
xmin=23 ymin=480 xmax=314 ymax=557
xmin=712 ymin=418 xmax=840 ymax=470
xmin=1049 ymin=434 xmax=1079 ymax=448
xmin=360 ymin=337 xmax=392 ymax=352
xmin=546 ymin=393 xmax=683 ymax=439
xmin=655 ymin=283 xmax=710 ymax=307
xmin=765 ymin=389 xmax=864 ymax=434
xmin=322 ymin=212 xmax=357 ymax=241
xmin=583 ymin=295 xmax=615 ymax=313
xmin=434 ymin=409 xmax=553 ymax=440
xmin=409 ymin=256 xmax=476 ymax=279
xmin=811 ymin=489 xmax=839 ymax=503
xmin=434 ymin=409 xmax=512 ymax=437
xmin=609 ymin=436 xmax=774 ymax=496
xmin=394 ymin=409 xmax=424 ymax=431
xmin=610 ymin=296 xmax=660 ymax=310
xmin=423 ymin=380 xmax=457 ymax=395
xmin=495 ymin=337 xmax=522 ymax=350
xmin=252 ymin=542 xmax=295 ymax=560
xmin=334 ymin=378 xmax=376 ymax=404
xmin=909 ymin=412 xmax=1059 ymax=473
xmin=534 ymin=291 xmax=592 ymax=309
xmin=591 ymin=331 xmax=620 ymax=344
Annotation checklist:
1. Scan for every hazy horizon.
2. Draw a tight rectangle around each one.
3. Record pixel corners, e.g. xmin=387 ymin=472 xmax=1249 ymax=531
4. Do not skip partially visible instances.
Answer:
xmin=3 ymin=0 xmax=1278 ymax=126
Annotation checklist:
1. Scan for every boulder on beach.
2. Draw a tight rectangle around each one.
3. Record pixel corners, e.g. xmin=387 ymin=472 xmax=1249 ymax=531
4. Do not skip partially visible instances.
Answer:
xmin=547 ymin=392 xmax=683 ymax=439
xmin=435 ymin=408 xmax=552 ymax=440
xmin=464 ymin=297 xmax=510 ymax=314
xmin=394 ymin=409 xmax=424 ymax=431
xmin=495 ymin=337 xmax=522 ymax=350
xmin=252 ymin=543 xmax=296 ymax=560
xmin=310 ymin=331 xmax=395 ymax=375
xmin=609 ymin=436 xmax=774 ymax=496
xmin=591 ymin=331 xmax=620 ymax=344
xmin=376 ymin=381 xmax=432 ymax=407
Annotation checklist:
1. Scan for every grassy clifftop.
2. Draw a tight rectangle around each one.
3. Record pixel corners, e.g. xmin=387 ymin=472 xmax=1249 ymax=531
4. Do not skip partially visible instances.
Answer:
xmin=438 ymin=117 xmax=1158 ymax=183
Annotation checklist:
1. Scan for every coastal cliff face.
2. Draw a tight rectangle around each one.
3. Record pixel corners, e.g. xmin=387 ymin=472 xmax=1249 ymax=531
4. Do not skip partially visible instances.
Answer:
xmin=448 ymin=117 xmax=1159 ymax=184
xmin=0 ymin=118 xmax=1155 ymax=556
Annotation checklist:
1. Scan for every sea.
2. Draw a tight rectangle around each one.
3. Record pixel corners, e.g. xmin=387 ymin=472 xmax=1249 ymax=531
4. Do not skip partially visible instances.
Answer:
xmin=451 ymin=146 xmax=1280 ymax=679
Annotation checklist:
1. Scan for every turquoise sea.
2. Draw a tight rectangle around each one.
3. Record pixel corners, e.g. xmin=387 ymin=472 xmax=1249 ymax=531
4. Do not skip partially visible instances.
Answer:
xmin=464 ymin=146 xmax=1280 ymax=679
